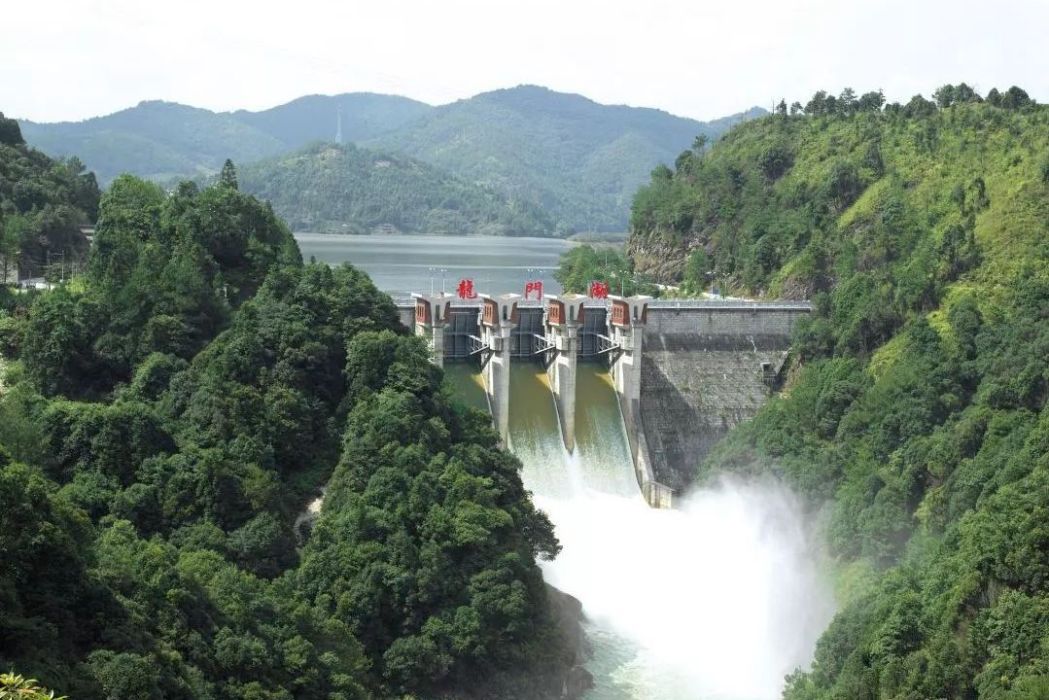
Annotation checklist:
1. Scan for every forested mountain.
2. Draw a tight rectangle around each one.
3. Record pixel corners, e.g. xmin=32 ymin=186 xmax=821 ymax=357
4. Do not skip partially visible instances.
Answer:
xmin=0 ymin=171 xmax=576 ymax=697
xmin=630 ymin=85 xmax=1049 ymax=698
xmin=19 ymin=94 xmax=431 ymax=185
xmin=231 ymin=92 xmax=432 ymax=149
xmin=0 ymin=112 xmax=100 ymax=280
xmin=366 ymin=85 xmax=765 ymax=232
xmin=19 ymin=87 xmax=761 ymax=234
xmin=238 ymin=142 xmax=552 ymax=235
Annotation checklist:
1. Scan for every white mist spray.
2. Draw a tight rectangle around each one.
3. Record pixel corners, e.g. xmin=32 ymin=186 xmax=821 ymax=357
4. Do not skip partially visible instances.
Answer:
xmin=534 ymin=480 xmax=834 ymax=700
xmin=508 ymin=364 xmax=835 ymax=699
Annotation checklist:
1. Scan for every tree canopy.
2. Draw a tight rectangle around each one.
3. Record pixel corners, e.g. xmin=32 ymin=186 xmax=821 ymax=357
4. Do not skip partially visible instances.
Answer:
xmin=0 ymin=173 xmax=572 ymax=698
xmin=0 ymin=118 xmax=100 ymax=280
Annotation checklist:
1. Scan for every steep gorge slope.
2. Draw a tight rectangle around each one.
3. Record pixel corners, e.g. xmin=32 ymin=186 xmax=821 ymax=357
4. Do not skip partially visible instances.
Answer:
xmin=629 ymin=88 xmax=1049 ymax=698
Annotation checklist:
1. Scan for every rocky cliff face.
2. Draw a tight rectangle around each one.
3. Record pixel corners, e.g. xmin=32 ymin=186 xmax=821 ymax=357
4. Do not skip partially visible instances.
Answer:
xmin=545 ymin=585 xmax=594 ymax=698
xmin=626 ymin=230 xmax=690 ymax=284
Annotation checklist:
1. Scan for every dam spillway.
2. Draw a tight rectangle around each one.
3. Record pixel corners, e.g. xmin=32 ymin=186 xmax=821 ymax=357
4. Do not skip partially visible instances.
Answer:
xmin=404 ymin=292 xmax=812 ymax=499
xmin=504 ymin=363 xmax=639 ymax=500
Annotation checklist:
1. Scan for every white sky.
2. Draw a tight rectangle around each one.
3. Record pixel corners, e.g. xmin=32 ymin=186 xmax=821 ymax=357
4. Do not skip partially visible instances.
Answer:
xmin=4 ymin=0 xmax=1047 ymax=123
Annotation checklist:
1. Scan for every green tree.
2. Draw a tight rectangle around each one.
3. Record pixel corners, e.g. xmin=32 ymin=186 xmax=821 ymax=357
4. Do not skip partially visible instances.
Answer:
xmin=682 ymin=247 xmax=711 ymax=294
xmin=219 ymin=158 xmax=239 ymax=190
xmin=839 ymin=87 xmax=857 ymax=114
xmin=857 ymin=90 xmax=886 ymax=112
xmin=0 ymin=214 xmax=24 ymax=284
xmin=0 ymin=112 xmax=24 ymax=147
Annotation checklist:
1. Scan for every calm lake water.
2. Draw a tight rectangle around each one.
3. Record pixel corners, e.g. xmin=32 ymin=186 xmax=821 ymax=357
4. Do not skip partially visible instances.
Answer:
xmin=294 ymin=233 xmax=573 ymax=298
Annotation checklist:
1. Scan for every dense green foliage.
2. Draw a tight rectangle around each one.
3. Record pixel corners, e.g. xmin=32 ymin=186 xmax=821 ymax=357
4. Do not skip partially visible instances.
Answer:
xmin=367 ymin=86 xmax=764 ymax=233
xmin=631 ymin=86 xmax=1049 ymax=697
xmin=0 ymin=115 xmax=99 ymax=280
xmin=554 ymin=244 xmax=659 ymax=297
xmin=238 ymin=143 xmax=552 ymax=235
xmin=0 ymin=175 xmax=568 ymax=697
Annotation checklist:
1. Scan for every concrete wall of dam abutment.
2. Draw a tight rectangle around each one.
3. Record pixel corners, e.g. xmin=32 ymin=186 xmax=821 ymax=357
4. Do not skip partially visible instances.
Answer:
xmin=643 ymin=303 xmax=810 ymax=338
xmin=638 ymin=305 xmax=810 ymax=493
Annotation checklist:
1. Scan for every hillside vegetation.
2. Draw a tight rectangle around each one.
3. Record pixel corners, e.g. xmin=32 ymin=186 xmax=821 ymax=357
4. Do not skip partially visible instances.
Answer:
xmin=0 ymin=173 xmax=573 ymax=697
xmin=367 ymin=85 xmax=764 ymax=233
xmin=238 ymin=142 xmax=552 ymax=235
xmin=630 ymin=86 xmax=1049 ymax=698
xmin=0 ymin=112 xmax=100 ymax=280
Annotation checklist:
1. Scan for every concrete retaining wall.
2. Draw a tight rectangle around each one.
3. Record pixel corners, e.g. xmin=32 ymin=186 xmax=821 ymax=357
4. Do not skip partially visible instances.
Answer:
xmin=638 ymin=306 xmax=808 ymax=491
xmin=396 ymin=304 xmax=415 ymax=329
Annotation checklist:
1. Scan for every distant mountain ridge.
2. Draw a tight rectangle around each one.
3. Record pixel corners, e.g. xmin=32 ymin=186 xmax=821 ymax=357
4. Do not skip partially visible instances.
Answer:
xmin=20 ymin=100 xmax=288 ymax=183
xmin=19 ymin=93 xmax=434 ymax=184
xmin=365 ymin=86 xmax=765 ymax=231
xmin=230 ymin=93 xmax=433 ymax=150
xmin=18 ymin=87 xmax=765 ymax=233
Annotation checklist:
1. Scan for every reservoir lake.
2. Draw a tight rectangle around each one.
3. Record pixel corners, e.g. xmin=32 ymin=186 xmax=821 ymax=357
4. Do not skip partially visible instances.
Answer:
xmin=295 ymin=232 xmax=573 ymax=298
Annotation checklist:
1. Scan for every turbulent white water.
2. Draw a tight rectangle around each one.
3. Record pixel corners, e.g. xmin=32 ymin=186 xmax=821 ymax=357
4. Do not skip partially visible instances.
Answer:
xmin=506 ymin=364 xmax=834 ymax=700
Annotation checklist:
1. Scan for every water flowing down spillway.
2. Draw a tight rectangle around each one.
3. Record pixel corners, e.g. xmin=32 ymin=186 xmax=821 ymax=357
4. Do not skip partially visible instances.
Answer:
xmin=450 ymin=363 xmax=834 ymax=700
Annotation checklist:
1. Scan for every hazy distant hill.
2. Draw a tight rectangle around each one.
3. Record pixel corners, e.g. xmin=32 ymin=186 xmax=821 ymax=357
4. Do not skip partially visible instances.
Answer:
xmin=19 ymin=94 xmax=432 ymax=184
xmin=231 ymin=93 xmax=432 ymax=149
xmin=366 ymin=85 xmax=765 ymax=231
xmin=238 ymin=142 xmax=552 ymax=236
xmin=20 ymin=101 xmax=287 ymax=184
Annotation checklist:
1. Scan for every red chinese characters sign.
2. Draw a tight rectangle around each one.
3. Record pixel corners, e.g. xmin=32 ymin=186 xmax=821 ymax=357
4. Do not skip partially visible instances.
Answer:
xmin=457 ymin=278 xmax=477 ymax=299
xmin=524 ymin=280 xmax=543 ymax=300
xmin=547 ymin=299 xmax=564 ymax=325
xmin=482 ymin=297 xmax=499 ymax=326
xmin=589 ymin=280 xmax=609 ymax=299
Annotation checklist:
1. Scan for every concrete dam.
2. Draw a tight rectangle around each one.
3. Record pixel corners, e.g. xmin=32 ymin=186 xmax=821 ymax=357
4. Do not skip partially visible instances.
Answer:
xmin=397 ymin=293 xmax=811 ymax=503
xmin=398 ymin=293 xmax=832 ymax=699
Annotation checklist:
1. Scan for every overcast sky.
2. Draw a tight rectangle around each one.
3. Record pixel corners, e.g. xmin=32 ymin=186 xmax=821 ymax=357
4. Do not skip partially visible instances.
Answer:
xmin=4 ymin=0 xmax=1047 ymax=123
